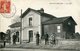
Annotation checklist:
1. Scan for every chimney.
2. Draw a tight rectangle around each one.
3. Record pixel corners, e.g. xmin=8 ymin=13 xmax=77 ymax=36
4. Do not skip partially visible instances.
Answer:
xmin=39 ymin=8 xmax=44 ymax=13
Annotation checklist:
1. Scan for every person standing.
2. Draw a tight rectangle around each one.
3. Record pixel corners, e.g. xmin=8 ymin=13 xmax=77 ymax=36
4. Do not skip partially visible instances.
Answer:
xmin=13 ymin=34 xmax=17 ymax=45
xmin=3 ymin=39 xmax=6 ymax=47
xmin=49 ymin=33 xmax=56 ymax=45
xmin=36 ymin=32 xmax=40 ymax=45
xmin=45 ymin=33 xmax=49 ymax=45
xmin=3 ymin=33 xmax=6 ymax=47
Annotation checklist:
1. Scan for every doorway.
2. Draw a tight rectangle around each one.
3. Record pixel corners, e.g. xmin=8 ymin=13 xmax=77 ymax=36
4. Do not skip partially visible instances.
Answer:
xmin=16 ymin=31 xmax=19 ymax=42
xmin=29 ymin=30 xmax=33 ymax=42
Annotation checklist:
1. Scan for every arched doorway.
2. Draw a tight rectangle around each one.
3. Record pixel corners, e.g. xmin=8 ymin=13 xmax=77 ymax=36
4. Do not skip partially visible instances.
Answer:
xmin=16 ymin=31 xmax=19 ymax=42
xmin=29 ymin=30 xmax=33 ymax=42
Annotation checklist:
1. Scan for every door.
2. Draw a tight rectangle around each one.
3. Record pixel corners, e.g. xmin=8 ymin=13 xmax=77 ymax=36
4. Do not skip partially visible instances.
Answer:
xmin=16 ymin=31 xmax=19 ymax=42
xmin=29 ymin=30 xmax=33 ymax=42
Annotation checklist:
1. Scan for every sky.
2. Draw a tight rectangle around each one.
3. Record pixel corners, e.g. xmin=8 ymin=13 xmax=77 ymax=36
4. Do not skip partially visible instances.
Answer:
xmin=0 ymin=0 xmax=80 ymax=33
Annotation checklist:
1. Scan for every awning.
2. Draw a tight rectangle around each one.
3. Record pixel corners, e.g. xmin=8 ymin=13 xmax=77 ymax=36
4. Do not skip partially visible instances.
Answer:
xmin=9 ymin=22 xmax=21 ymax=28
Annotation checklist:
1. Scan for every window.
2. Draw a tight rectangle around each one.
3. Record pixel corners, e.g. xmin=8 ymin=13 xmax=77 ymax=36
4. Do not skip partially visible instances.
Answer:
xmin=68 ymin=22 xmax=71 ymax=25
xmin=29 ymin=17 xmax=32 ymax=26
xmin=57 ymin=26 xmax=61 ymax=33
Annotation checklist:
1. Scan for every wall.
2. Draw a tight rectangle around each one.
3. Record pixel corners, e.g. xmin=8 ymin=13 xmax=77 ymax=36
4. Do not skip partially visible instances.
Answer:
xmin=41 ymin=16 xmax=51 ymax=22
xmin=22 ymin=10 xmax=41 ymax=42
xmin=63 ymin=18 xmax=75 ymax=39
xmin=43 ymin=24 xmax=65 ymax=39
xmin=41 ymin=16 xmax=53 ymax=38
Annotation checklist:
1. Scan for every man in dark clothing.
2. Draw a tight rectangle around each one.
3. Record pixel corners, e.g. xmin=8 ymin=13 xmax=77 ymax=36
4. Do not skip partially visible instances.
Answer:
xmin=45 ymin=33 xmax=49 ymax=45
xmin=13 ymin=34 xmax=17 ymax=45
xmin=36 ymin=32 xmax=40 ymax=45
xmin=3 ymin=40 xmax=6 ymax=47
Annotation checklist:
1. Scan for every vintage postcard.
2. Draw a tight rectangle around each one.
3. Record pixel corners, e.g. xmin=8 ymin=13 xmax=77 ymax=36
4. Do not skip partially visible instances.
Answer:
xmin=0 ymin=0 xmax=80 ymax=51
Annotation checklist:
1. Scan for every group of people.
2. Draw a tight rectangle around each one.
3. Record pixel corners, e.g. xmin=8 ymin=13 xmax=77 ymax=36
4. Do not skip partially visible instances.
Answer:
xmin=13 ymin=34 xmax=17 ymax=45
xmin=36 ymin=32 xmax=56 ymax=45
xmin=12 ymin=32 xmax=56 ymax=45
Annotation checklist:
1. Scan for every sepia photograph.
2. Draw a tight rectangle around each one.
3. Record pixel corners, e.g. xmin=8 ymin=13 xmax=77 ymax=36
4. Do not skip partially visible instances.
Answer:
xmin=0 ymin=0 xmax=80 ymax=51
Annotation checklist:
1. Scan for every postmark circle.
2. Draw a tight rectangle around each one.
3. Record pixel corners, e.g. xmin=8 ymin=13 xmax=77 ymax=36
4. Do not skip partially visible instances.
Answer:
xmin=1 ymin=3 xmax=16 ymax=18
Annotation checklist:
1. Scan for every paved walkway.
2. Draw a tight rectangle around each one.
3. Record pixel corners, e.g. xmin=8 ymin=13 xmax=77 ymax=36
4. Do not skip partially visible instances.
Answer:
xmin=5 ymin=42 xmax=61 ymax=49
xmin=0 ymin=48 xmax=78 ymax=51
xmin=5 ymin=42 xmax=80 ymax=50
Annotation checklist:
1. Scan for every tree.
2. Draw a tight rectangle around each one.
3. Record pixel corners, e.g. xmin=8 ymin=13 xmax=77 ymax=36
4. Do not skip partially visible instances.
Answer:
xmin=74 ymin=32 xmax=80 ymax=39
xmin=11 ymin=16 xmax=20 ymax=24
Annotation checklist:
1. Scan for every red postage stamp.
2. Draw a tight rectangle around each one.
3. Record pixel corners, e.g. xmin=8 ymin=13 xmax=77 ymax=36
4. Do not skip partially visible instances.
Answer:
xmin=0 ymin=0 xmax=11 ymax=13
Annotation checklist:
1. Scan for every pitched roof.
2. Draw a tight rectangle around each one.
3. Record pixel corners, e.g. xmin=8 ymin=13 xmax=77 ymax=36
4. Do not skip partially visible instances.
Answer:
xmin=9 ymin=8 xmax=77 ymax=28
xmin=9 ymin=22 xmax=21 ymax=28
xmin=0 ymin=32 xmax=5 ymax=35
xmin=20 ymin=8 xmax=56 ymax=18
xmin=42 ymin=16 xmax=77 ymax=25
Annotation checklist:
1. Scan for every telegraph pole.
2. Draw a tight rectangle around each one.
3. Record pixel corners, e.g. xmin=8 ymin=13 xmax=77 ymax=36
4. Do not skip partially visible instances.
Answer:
xmin=20 ymin=9 xmax=22 ymax=44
